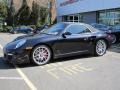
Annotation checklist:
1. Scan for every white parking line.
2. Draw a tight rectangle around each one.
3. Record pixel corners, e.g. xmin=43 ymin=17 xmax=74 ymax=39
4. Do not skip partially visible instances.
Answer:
xmin=0 ymin=44 xmax=37 ymax=90
xmin=0 ymin=77 xmax=23 ymax=80
xmin=14 ymin=65 xmax=37 ymax=90
xmin=47 ymin=68 xmax=60 ymax=80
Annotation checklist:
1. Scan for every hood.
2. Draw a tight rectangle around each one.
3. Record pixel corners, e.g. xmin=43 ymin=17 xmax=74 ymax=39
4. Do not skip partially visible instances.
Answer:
xmin=14 ymin=33 xmax=54 ymax=41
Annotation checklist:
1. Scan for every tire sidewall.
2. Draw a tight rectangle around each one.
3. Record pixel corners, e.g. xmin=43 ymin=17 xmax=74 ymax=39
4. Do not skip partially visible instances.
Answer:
xmin=31 ymin=45 xmax=52 ymax=65
xmin=95 ymin=39 xmax=107 ymax=56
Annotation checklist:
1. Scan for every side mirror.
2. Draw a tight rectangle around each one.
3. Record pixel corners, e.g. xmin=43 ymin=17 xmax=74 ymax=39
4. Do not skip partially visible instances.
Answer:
xmin=62 ymin=32 xmax=71 ymax=38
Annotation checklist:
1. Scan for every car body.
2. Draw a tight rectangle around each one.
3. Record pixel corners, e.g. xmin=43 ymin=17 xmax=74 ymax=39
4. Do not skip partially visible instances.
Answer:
xmin=10 ymin=26 xmax=33 ymax=34
xmin=91 ymin=23 xmax=120 ymax=43
xmin=3 ymin=22 xmax=112 ymax=65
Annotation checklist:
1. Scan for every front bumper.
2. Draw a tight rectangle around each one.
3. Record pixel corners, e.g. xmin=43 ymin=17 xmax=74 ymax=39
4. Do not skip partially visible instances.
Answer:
xmin=3 ymin=48 xmax=31 ymax=64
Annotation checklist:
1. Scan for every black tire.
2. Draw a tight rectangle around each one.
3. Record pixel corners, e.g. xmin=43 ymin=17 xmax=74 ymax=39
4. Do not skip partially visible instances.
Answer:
xmin=31 ymin=45 xmax=52 ymax=66
xmin=94 ymin=39 xmax=107 ymax=56
xmin=111 ymin=34 xmax=117 ymax=44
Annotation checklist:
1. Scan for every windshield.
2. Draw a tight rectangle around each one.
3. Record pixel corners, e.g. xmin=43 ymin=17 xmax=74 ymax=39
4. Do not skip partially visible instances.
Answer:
xmin=41 ymin=23 xmax=68 ymax=35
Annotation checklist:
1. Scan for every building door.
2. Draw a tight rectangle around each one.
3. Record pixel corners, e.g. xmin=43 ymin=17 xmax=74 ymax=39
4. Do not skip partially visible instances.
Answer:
xmin=62 ymin=14 xmax=83 ymax=22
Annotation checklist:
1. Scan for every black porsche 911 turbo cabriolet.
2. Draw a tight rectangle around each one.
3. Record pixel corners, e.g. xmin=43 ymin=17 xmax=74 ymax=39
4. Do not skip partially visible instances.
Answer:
xmin=3 ymin=22 xmax=113 ymax=65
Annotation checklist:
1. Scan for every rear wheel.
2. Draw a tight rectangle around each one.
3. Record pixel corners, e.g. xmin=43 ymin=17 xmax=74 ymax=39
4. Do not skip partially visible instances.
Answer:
xmin=111 ymin=34 xmax=117 ymax=44
xmin=31 ymin=45 xmax=52 ymax=65
xmin=95 ymin=40 xmax=107 ymax=56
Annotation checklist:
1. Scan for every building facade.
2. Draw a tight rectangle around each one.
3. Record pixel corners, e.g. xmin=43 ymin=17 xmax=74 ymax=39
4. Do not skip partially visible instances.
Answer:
xmin=56 ymin=0 xmax=120 ymax=26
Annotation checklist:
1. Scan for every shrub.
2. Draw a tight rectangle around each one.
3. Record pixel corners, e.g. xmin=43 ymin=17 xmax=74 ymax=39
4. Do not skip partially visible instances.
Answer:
xmin=3 ymin=26 xmax=13 ymax=32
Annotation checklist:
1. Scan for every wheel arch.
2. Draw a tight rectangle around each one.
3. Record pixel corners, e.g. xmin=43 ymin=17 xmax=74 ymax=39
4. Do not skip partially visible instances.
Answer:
xmin=93 ymin=38 xmax=108 ymax=56
xmin=30 ymin=43 xmax=54 ymax=59
xmin=95 ymin=38 xmax=109 ymax=49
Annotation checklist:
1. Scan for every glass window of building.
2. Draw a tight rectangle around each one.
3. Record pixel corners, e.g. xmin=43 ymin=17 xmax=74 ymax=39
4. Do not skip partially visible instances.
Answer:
xmin=98 ymin=9 xmax=120 ymax=26
xmin=62 ymin=14 xmax=83 ymax=22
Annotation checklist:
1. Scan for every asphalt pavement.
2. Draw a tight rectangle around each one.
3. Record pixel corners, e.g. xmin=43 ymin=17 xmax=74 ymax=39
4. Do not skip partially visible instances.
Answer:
xmin=0 ymin=33 xmax=120 ymax=90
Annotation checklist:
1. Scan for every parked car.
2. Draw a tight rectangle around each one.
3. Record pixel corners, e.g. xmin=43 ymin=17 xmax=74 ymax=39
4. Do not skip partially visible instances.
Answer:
xmin=108 ymin=24 xmax=120 ymax=43
xmin=91 ymin=23 xmax=110 ymax=32
xmin=4 ymin=22 xmax=112 ymax=65
xmin=33 ymin=25 xmax=50 ymax=34
xmin=91 ymin=23 xmax=119 ymax=43
xmin=10 ymin=26 xmax=33 ymax=34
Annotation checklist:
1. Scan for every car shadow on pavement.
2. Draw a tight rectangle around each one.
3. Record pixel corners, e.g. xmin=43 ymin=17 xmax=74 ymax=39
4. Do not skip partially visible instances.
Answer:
xmin=51 ymin=54 xmax=92 ymax=63
xmin=0 ymin=56 xmax=38 ymax=69
xmin=0 ymin=57 xmax=15 ymax=69
xmin=17 ymin=54 xmax=93 ymax=68
xmin=0 ymin=54 xmax=94 ymax=69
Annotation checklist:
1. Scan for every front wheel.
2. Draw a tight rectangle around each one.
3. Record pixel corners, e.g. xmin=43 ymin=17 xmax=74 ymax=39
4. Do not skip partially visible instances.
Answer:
xmin=31 ymin=45 xmax=52 ymax=65
xmin=95 ymin=40 xmax=107 ymax=56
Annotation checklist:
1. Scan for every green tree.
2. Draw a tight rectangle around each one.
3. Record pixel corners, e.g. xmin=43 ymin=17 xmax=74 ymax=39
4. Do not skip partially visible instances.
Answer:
xmin=29 ymin=1 xmax=49 ymax=26
xmin=0 ymin=1 xmax=7 ymax=17
xmin=29 ymin=1 xmax=39 ymax=25
xmin=7 ymin=0 xmax=31 ymax=26
xmin=6 ymin=0 xmax=49 ymax=26
xmin=6 ymin=0 xmax=15 ymax=26
xmin=39 ymin=6 xmax=49 ymax=25
xmin=16 ymin=0 xmax=31 ymax=25
xmin=0 ymin=0 xmax=8 ymax=31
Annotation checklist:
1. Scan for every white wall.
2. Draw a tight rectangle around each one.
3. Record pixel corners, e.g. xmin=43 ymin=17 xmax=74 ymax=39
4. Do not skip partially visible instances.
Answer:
xmin=56 ymin=0 xmax=120 ymax=16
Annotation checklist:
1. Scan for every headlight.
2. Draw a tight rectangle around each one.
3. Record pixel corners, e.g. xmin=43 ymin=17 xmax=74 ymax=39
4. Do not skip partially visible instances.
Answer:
xmin=15 ymin=39 xmax=26 ymax=49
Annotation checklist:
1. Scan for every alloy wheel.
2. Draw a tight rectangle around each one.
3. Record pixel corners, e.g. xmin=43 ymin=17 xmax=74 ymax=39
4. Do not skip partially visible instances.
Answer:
xmin=95 ymin=40 xmax=107 ymax=56
xmin=32 ymin=45 xmax=51 ymax=65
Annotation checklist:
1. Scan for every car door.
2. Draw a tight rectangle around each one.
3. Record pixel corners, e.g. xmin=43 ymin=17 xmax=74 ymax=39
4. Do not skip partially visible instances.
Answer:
xmin=57 ymin=24 xmax=92 ymax=55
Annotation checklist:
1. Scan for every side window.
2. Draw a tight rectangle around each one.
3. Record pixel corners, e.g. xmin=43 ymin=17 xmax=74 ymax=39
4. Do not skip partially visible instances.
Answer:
xmin=66 ymin=25 xmax=91 ymax=34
